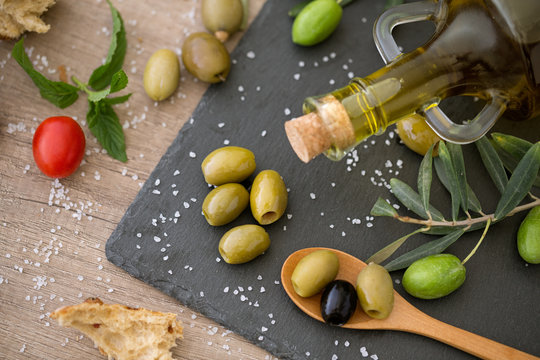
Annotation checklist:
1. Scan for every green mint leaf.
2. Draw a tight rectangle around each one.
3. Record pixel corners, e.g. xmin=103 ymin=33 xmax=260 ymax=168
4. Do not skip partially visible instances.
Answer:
xmin=390 ymin=178 xmax=445 ymax=221
xmin=494 ymin=142 xmax=540 ymax=220
xmin=104 ymin=93 xmax=132 ymax=105
xmin=475 ymin=135 xmax=508 ymax=194
xmin=12 ymin=39 xmax=79 ymax=109
xmin=109 ymin=70 xmax=128 ymax=93
xmin=370 ymin=197 xmax=398 ymax=217
xmin=87 ymin=70 xmax=129 ymax=103
xmin=88 ymin=0 xmax=127 ymax=90
xmin=417 ymin=144 xmax=434 ymax=214
xmin=87 ymin=88 xmax=112 ymax=103
xmin=384 ymin=229 xmax=465 ymax=272
xmin=87 ymin=100 xmax=127 ymax=162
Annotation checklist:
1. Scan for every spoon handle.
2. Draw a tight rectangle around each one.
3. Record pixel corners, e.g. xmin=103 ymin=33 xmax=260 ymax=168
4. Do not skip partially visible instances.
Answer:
xmin=401 ymin=307 xmax=539 ymax=360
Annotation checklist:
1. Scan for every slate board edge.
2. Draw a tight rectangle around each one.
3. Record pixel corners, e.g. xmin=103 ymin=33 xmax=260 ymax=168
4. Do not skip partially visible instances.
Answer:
xmin=106 ymin=1 xmax=303 ymax=358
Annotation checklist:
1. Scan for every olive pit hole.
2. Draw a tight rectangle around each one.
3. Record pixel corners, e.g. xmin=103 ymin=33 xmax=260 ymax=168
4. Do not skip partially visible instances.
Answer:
xmin=261 ymin=211 xmax=278 ymax=224
xmin=367 ymin=309 xmax=381 ymax=317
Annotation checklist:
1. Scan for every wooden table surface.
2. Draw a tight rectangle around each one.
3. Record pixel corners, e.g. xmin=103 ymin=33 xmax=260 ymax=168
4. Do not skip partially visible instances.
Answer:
xmin=0 ymin=1 xmax=277 ymax=359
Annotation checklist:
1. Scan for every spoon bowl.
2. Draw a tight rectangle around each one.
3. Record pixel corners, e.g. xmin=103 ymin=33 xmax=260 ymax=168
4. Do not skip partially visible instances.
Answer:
xmin=281 ymin=247 xmax=538 ymax=360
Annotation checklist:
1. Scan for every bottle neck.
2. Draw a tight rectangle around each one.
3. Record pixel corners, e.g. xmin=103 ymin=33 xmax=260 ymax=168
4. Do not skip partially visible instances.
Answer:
xmin=285 ymin=0 xmax=537 ymax=163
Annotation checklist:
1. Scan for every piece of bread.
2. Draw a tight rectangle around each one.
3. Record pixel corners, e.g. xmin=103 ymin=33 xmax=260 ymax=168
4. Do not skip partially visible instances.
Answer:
xmin=50 ymin=298 xmax=183 ymax=360
xmin=0 ymin=0 xmax=55 ymax=39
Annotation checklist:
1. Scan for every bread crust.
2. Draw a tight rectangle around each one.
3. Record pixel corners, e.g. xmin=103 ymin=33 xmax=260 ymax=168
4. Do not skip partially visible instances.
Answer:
xmin=51 ymin=298 xmax=183 ymax=360
xmin=0 ymin=0 xmax=56 ymax=39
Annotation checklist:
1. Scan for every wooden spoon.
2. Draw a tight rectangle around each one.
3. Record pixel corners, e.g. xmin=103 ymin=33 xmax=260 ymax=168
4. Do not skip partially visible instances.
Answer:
xmin=281 ymin=247 xmax=538 ymax=360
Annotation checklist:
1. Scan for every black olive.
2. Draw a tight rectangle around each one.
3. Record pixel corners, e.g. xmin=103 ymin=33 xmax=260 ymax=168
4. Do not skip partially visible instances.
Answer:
xmin=320 ymin=279 xmax=357 ymax=326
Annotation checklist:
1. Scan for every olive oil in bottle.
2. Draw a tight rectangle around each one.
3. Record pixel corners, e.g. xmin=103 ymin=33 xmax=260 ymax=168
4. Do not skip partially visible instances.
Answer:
xmin=285 ymin=0 xmax=540 ymax=163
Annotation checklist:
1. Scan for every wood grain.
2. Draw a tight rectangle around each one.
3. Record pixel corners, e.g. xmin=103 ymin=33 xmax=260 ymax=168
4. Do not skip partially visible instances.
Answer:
xmin=0 ymin=0 xmax=273 ymax=359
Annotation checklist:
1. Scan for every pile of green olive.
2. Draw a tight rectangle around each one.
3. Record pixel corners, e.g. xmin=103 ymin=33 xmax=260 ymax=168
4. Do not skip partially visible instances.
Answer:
xmin=291 ymin=250 xmax=395 ymax=326
xmin=201 ymin=146 xmax=288 ymax=264
xmin=143 ymin=1 xmax=246 ymax=100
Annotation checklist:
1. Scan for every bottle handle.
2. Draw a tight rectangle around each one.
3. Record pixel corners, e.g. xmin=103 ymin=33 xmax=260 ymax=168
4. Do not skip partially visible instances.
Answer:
xmin=373 ymin=1 xmax=507 ymax=144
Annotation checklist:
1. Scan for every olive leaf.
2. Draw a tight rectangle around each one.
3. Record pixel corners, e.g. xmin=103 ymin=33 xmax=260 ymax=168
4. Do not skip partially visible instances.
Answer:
xmin=425 ymin=221 xmax=487 ymax=235
xmin=491 ymin=136 xmax=540 ymax=188
xmin=491 ymin=133 xmax=533 ymax=159
xmin=437 ymin=142 xmax=461 ymax=221
xmin=494 ymin=142 xmax=540 ymax=220
xmin=366 ymin=227 xmax=427 ymax=265
xmin=384 ymin=229 xmax=465 ymax=272
xmin=385 ymin=0 xmax=404 ymax=9
xmin=370 ymin=197 xmax=398 ymax=217
xmin=417 ymin=144 xmax=434 ymax=214
xmin=467 ymin=184 xmax=483 ymax=214
xmin=447 ymin=142 xmax=469 ymax=214
xmin=475 ymin=135 xmax=508 ymax=194
xmin=390 ymin=178 xmax=445 ymax=221
xmin=288 ymin=0 xmax=312 ymax=17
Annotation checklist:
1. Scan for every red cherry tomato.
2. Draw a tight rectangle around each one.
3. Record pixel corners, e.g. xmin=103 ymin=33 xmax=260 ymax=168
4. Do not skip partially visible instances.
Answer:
xmin=32 ymin=116 xmax=86 ymax=178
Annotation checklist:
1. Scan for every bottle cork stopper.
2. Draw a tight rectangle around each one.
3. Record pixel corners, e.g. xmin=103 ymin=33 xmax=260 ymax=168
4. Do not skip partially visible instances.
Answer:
xmin=284 ymin=112 xmax=332 ymax=163
xmin=284 ymin=96 xmax=355 ymax=163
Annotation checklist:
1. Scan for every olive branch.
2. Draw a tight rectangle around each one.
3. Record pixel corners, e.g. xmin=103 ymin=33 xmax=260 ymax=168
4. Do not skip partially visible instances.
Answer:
xmin=367 ymin=133 xmax=540 ymax=271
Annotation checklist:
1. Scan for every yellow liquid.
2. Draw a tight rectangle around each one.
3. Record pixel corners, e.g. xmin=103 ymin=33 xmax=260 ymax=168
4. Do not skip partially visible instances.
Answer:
xmin=303 ymin=0 xmax=540 ymax=160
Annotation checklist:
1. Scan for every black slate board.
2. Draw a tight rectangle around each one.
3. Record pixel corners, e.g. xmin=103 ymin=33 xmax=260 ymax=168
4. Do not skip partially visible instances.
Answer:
xmin=106 ymin=1 xmax=540 ymax=359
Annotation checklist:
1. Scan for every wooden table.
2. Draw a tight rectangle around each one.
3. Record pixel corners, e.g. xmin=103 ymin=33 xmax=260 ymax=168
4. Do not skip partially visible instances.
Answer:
xmin=0 ymin=1 xmax=275 ymax=359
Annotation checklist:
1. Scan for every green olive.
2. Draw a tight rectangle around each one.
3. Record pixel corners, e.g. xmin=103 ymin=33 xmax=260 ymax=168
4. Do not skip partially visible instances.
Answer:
xmin=292 ymin=0 xmax=343 ymax=46
xmin=402 ymin=254 xmax=466 ymax=300
xmin=250 ymin=170 xmax=288 ymax=225
xmin=291 ymin=249 xmax=339 ymax=298
xmin=517 ymin=205 xmax=540 ymax=264
xmin=201 ymin=0 xmax=243 ymax=42
xmin=219 ymin=224 xmax=270 ymax=264
xmin=143 ymin=49 xmax=180 ymax=101
xmin=396 ymin=114 xmax=442 ymax=156
xmin=181 ymin=32 xmax=231 ymax=83
xmin=202 ymin=183 xmax=249 ymax=226
xmin=201 ymin=146 xmax=256 ymax=186
xmin=355 ymin=263 xmax=394 ymax=319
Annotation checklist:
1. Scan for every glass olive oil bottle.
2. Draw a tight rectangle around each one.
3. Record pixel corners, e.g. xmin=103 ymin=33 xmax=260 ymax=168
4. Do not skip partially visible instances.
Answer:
xmin=284 ymin=0 xmax=540 ymax=163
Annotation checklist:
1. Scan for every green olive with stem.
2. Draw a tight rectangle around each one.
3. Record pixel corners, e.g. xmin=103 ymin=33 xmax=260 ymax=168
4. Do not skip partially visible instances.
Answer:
xmin=201 ymin=0 xmax=244 ymax=42
xmin=182 ymin=32 xmax=231 ymax=83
